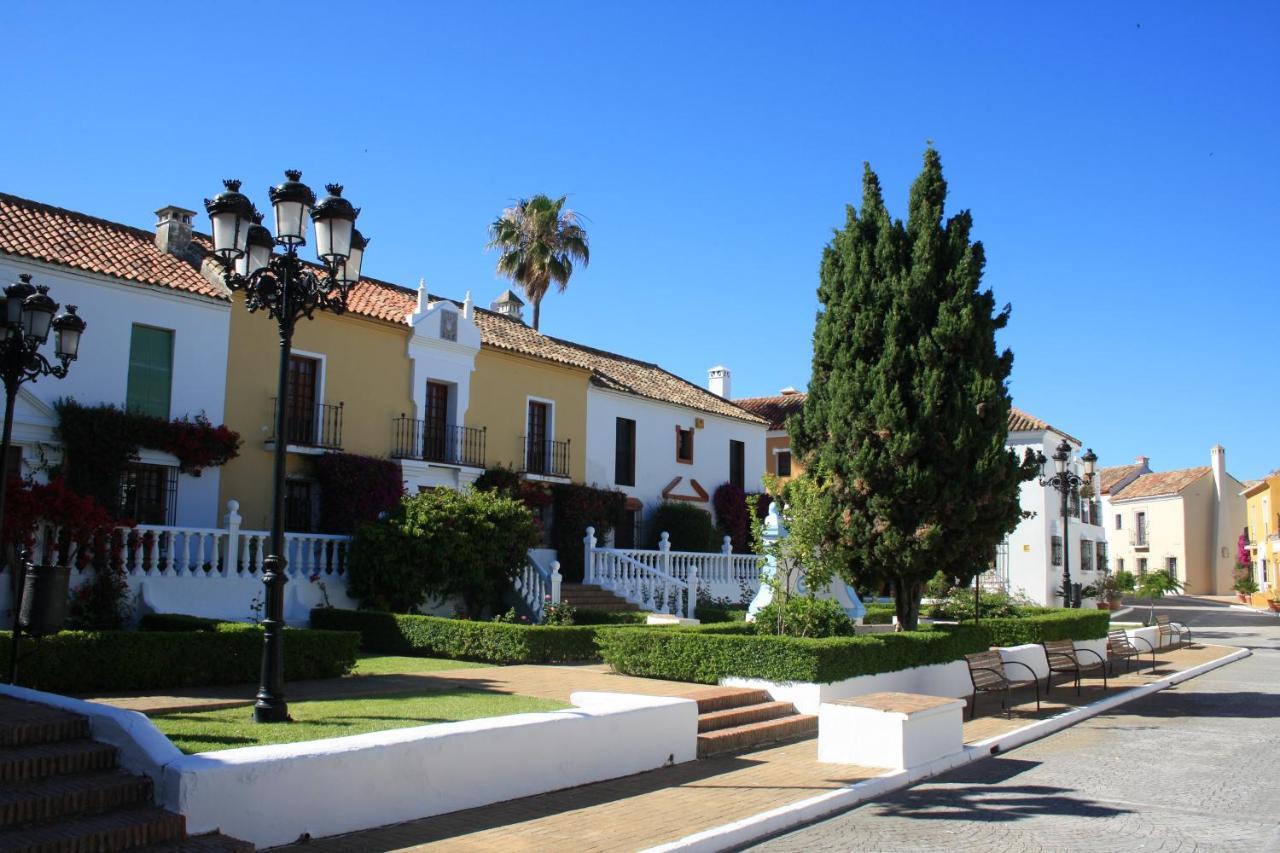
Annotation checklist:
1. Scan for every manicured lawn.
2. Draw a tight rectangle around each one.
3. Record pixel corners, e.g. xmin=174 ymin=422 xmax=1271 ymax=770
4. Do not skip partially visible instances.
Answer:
xmin=351 ymin=654 xmax=490 ymax=675
xmin=153 ymin=690 xmax=567 ymax=754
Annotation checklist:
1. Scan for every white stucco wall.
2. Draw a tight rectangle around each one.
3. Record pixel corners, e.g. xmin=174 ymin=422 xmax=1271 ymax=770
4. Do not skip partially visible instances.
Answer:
xmin=585 ymin=386 xmax=766 ymax=544
xmin=0 ymin=256 xmax=231 ymax=527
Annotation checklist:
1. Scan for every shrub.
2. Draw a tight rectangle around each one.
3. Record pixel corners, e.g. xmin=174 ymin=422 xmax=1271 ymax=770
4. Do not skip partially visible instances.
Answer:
xmin=311 ymin=608 xmax=616 ymax=663
xmin=569 ymin=609 xmax=650 ymax=625
xmin=648 ymin=502 xmax=718 ymax=552
xmin=712 ymin=482 xmax=751 ymax=553
xmin=312 ymin=452 xmax=405 ymax=535
xmin=754 ymin=596 xmax=853 ymax=638
xmin=934 ymin=609 xmax=1110 ymax=646
xmin=346 ymin=488 xmax=539 ymax=616
xmin=863 ymin=602 xmax=897 ymax=625
xmin=138 ymin=613 xmax=224 ymax=632
xmin=596 ymin=624 xmax=990 ymax=684
xmin=926 ymin=586 xmax=1037 ymax=620
xmin=0 ymin=625 xmax=358 ymax=694
xmin=550 ymin=483 xmax=627 ymax=582
xmin=695 ymin=605 xmax=749 ymax=623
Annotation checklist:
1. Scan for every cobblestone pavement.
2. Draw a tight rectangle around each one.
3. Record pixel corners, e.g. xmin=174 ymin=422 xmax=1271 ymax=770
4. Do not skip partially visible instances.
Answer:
xmin=748 ymin=620 xmax=1280 ymax=853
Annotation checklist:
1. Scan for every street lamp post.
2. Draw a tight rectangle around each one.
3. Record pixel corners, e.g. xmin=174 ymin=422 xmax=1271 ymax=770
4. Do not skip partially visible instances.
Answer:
xmin=205 ymin=172 xmax=365 ymax=723
xmin=1 ymin=274 xmax=86 ymax=683
xmin=1036 ymin=440 xmax=1097 ymax=608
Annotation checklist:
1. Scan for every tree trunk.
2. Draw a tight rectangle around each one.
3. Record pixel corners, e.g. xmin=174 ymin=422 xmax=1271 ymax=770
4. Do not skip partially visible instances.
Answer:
xmin=894 ymin=577 xmax=924 ymax=631
xmin=531 ymin=298 xmax=541 ymax=331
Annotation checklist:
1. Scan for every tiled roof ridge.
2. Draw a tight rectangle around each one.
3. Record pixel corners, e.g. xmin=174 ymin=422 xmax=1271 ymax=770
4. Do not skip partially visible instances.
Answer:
xmin=1110 ymin=466 xmax=1213 ymax=500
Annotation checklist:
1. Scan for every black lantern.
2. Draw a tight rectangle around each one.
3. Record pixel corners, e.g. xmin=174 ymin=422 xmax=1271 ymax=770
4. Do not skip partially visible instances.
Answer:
xmin=311 ymin=184 xmax=358 ymax=263
xmin=337 ymin=229 xmax=368 ymax=287
xmin=268 ymin=170 xmax=315 ymax=247
xmin=204 ymin=179 xmax=255 ymax=260
xmin=4 ymin=275 xmax=36 ymax=329
xmin=52 ymin=305 xmax=86 ymax=361
xmin=22 ymin=286 xmax=57 ymax=343
xmin=236 ymin=212 xmax=275 ymax=279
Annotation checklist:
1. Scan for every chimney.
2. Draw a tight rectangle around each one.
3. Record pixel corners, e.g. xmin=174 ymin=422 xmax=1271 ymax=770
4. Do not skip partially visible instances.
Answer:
xmin=1210 ymin=445 xmax=1226 ymax=500
xmin=1135 ymin=455 xmax=1150 ymax=469
xmin=155 ymin=205 xmax=196 ymax=257
xmin=708 ymin=365 xmax=731 ymax=398
xmin=491 ymin=289 xmax=525 ymax=323
xmin=779 ymin=386 xmax=800 ymax=395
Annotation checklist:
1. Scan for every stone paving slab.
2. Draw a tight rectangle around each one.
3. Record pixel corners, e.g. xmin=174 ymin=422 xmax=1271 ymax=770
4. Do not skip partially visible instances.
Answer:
xmin=263 ymin=644 xmax=1237 ymax=852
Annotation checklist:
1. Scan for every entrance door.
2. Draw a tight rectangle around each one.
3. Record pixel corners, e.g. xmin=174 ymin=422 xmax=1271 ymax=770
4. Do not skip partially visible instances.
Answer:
xmin=424 ymin=382 xmax=449 ymax=461
xmin=286 ymin=356 xmax=318 ymax=444
xmin=527 ymin=401 xmax=549 ymax=474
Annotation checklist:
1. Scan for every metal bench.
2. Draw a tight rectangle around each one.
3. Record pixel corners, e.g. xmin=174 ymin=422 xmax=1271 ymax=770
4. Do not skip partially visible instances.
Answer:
xmin=1042 ymin=639 xmax=1108 ymax=695
xmin=963 ymin=650 xmax=1041 ymax=720
xmin=1107 ymin=629 xmax=1155 ymax=673
xmin=1154 ymin=614 xmax=1192 ymax=648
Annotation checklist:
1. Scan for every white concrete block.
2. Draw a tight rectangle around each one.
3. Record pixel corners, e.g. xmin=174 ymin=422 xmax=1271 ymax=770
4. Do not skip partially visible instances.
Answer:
xmin=818 ymin=692 xmax=966 ymax=770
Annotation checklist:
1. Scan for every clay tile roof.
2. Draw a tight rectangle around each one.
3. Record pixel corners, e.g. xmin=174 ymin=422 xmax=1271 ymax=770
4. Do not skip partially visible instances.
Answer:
xmin=1007 ymin=406 xmax=1080 ymax=444
xmin=343 ymin=276 xmax=417 ymax=323
xmin=0 ymin=192 xmax=228 ymax=300
xmin=1098 ymin=463 xmax=1146 ymax=496
xmin=1110 ymin=467 xmax=1211 ymax=501
xmin=469 ymin=309 xmax=766 ymax=424
xmin=733 ymin=392 xmax=808 ymax=430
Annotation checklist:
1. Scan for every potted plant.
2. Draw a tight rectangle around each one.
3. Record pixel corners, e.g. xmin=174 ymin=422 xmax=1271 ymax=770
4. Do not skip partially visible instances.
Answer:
xmin=1080 ymin=583 xmax=1105 ymax=609
xmin=1234 ymin=574 xmax=1259 ymax=603
xmin=1136 ymin=569 xmax=1185 ymax=625
xmin=1107 ymin=569 xmax=1137 ymax=610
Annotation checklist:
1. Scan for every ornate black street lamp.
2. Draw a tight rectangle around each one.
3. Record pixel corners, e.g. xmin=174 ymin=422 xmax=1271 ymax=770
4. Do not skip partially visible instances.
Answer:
xmin=205 ymin=171 xmax=365 ymax=723
xmin=1036 ymin=440 xmax=1097 ymax=608
xmin=1 ymin=274 xmax=86 ymax=683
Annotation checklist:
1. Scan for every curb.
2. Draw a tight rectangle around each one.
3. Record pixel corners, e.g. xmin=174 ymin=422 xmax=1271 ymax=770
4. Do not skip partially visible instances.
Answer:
xmin=643 ymin=646 xmax=1251 ymax=853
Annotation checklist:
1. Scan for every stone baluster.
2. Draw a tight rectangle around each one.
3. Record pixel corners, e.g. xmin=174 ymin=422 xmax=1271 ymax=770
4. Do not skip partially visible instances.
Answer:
xmin=687 ymin=562 xmax=699 ymax=619
xmin=583 ymin=526 xmax=597 ymax=585
xmin=224 ymin=501 xmax=242 ymax=576
xmin=550 ymin=560 xmax=562 ymax=607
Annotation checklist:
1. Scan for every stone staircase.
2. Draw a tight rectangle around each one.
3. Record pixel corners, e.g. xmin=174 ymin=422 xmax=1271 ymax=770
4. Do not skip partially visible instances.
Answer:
xmin=0 ymin=696 xmax=253 ymax=852
xmin=559 ymin=583 xmax=640 ymax=613
xmin=692 ymin=687 xmax=816 ymax=757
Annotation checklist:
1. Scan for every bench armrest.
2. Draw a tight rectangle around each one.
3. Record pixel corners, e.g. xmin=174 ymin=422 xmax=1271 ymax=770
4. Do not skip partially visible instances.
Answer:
xmin=1002 ymin=659 xmax=1040 ymax=683
xmin=968 ymin=666 xmax=1008 ymax=687
xmin=1129 ymin=634 xmax=1155 ymax=653
xmin=1075 ymin=647 xmax=1106 ymax=669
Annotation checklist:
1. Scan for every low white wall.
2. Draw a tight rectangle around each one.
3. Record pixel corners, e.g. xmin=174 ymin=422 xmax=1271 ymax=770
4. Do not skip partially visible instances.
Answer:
xmin=724 ymin=638 xmax=1111 ymax=715
xmin=163 ymin=691 xmax=697 ymax=847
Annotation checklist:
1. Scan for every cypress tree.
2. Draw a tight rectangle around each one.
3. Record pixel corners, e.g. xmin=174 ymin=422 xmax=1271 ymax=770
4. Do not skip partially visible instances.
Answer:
xmin=791 ymin=149 xmax=1033 ymax=630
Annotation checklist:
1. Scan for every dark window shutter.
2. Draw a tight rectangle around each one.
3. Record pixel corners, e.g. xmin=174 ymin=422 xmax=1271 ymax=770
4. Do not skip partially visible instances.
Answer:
xmin=615 ymin=418 xmax=636 ymax=486
xmin=729 ymin=440 xmax=745 ymax=491
xmin=126 ymin=325 xmax=174 ymax=419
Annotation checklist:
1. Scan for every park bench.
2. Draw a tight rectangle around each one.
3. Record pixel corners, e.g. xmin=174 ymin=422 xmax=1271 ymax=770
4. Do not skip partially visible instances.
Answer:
xmin=1042 ymin=639 xmax=1108 ymax=695
xmin=1107 ymin=629 xmax=1155 ymax=673
xmin=1154 ymin=614 xmax=1192 ymax=648
xmin=963 ymin=650 xmax=1041 ymax=720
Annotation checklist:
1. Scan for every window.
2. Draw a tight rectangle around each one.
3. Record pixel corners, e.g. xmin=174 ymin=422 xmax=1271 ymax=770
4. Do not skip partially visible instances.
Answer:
xmin=118 ymin=463 xmax=176 ymax=525
xmin=423 ymin=382 xmax=450 ymax=462
xmin=1137 ymin=557 xmax=1148 ymax=575
xmin=286 ymin=355 xmax=320 ymax=444
xmin=526 ymin=400 xmax=551 ymax=474
xmin=675 ymin=426 xmax=694 ymax=464
xmin=729 ymin=440 xmax=745 ymax=491
xmin=1166 ymin=556 xmax=1177 ymax=576
xmin=1135 ymin=511 xmax=1148 ymax=546
xmin=1116 ymin=557 xmax=1125 ymax=574
xmin=126 ymin=325 xmax=174 ymax=419
xmin=1115 ymin=513 xmax=1123 ymax=530
xmin=614 ymin=418 xmax=636 ymax=487
xmin=4 ymin=445 xmax=21 ymax=479
xmin=285 ymin=480 xmax=314 ymax=532
xmin=776 ymin=450 xmax=792 ymax=477
xmin=1051 ymin=535 xmax=1063 ymax=566
xmin=1096 ymin=540 xmax=1108 ymax=572
xmin=1080 ymin=538 xmax=1093 ymax=571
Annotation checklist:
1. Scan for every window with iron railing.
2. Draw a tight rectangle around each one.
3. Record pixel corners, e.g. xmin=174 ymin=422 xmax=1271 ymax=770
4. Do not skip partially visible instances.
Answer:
xmin=1051 ymin=535 xmax=1063 ymax=566
xmin=118 ymin=463 xmax=177 ymax=526
xmin=1080 ymin=538 xmax=1093 ymax=571
xmin=523 ymin=435 xmax=571 ymax=478
xmin=391 ymin=417 xmax=486 ymax=468
xmin=1096 ymin=540 xmax=1108 ymax=572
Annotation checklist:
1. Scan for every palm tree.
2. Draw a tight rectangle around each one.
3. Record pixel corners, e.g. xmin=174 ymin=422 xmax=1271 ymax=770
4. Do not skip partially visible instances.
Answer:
xmin=1136 ymin=569 xmax=1185 ymax=625
xmin=486 ymin=195 xmax=589 ymax=331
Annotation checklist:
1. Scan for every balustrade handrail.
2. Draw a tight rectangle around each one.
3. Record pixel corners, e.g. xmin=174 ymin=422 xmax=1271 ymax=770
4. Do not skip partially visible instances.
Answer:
xmin=522 ymin=435 xmax=571 ymax=478
xmin=270 ymin=398 xmax=344 ymax=450
xmin=391 ymin=417 xmax=486 ymax=467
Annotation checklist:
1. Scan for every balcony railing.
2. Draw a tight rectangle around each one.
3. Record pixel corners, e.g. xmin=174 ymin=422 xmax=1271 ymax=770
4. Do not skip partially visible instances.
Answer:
xmin=270 ymin=399 xmax=343 ymax=450
xmin=391 ymin=417 xmax=486 ymax=468
xmin=1130 ymin=527 xmax=1150 ymax=549
xmin=522 ymin=436 xmax=571 ymax=478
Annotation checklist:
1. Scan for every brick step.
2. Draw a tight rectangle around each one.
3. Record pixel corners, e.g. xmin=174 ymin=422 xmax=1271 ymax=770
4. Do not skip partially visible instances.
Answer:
xmin=0 ymin=770 xmax=154 ymax=828
xmin=134 ymin=831 xmax=256 ymax=853
xmin=688 ymin=687 xmax=774 ymax=715
xmin=0 ymin=804 xmax=186 ymax=852
xmin=0 ymin=698 xmax=90 ymax=748
xmin=696 ymin=713 xmax=817 ymax=758
xmin=698 ymin=701 xmax=799 ymax=733
xmin=564 ymin=601 xmax=641 ymax=612
xmin=0 ymin=739 xmax=118 ymax=783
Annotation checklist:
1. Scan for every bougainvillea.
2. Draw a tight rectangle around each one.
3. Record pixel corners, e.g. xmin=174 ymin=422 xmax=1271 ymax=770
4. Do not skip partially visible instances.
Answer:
xmin=712 ymin=482 xmax=752 ymax=553
xmin=312 ymin=452 xmax=405 ymax=535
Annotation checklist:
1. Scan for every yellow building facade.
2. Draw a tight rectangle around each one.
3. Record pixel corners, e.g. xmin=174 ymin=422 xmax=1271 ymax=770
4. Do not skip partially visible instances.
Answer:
xmin=1243 ymin=473 xmax=1280 ymax=606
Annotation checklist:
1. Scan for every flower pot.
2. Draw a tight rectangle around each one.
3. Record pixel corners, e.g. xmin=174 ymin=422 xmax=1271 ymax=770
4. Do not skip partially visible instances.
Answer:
xmin=1107 ymin=599 xmax=1122 ymax=611
xmin=1269 ymin=600 xmax=1280 ymax=613
xmin=1238 ymin=593 xmax=1248 ymax=603
xmin=1096 ymin=602 xmax=1110 ymax=610
xmin=19 ymin=564 xmax=72 ymax=637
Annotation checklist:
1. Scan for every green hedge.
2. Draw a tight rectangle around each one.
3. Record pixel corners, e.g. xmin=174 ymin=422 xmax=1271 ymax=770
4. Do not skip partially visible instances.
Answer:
xmin=0 ymin=625 xmax=360 ymax=694
xmin=695 ymin=606 xmax=750 ymax=624
xmin=863 ymin=603 xmax=896 ymax=625
xmin=596 ymin=624 xmax=990 ymax=684
xmin=137 ymin=613 xmax=225 ymax=632
xmin=568 ymin=609 xmax=651 ymax=625
xmin=940 ymin=609 xmax=1110 ymax=646
xmin=311 ymin=608 xmax=620 ymax=663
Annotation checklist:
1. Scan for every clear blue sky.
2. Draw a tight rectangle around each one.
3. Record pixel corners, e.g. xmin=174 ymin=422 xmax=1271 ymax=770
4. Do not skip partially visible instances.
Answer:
xmin=3 ymin=2 xmax=1277 ymax=478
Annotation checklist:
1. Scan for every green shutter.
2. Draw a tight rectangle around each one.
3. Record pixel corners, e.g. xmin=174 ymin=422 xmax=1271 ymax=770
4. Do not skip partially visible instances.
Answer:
xmin=126 ymin=325 xmax=173 ymax=418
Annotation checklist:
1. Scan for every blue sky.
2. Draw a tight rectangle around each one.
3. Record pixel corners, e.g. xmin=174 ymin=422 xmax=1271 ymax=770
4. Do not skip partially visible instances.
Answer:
xmin=3 ymin=2 xmax=1277 ymax=478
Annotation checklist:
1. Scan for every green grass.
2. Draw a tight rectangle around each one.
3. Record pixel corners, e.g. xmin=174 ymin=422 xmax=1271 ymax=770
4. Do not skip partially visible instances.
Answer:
xmin=350 ymin=654 xmax=490 ymax=675
xmin=152 ymin=690 xmax=569 ymax=754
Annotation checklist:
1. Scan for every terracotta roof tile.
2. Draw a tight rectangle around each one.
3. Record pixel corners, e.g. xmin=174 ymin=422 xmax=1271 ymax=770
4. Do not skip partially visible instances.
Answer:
xmin=1098 ymin=463 xmax=1147 ymax=496
xmin=1007 ymin=406 xmax=1080 ymax=444
xmin=733 ymin=392 xmax=808 ymax=430
xmin=1110 ymin=467 xmax=1211 ymax=501
xmin=0 ymin=192 xmax=228 ymax=300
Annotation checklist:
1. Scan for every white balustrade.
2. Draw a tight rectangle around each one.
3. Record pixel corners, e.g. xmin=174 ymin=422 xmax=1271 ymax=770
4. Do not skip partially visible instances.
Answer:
xmin=515 ymin=554 xmax=562 ymax=620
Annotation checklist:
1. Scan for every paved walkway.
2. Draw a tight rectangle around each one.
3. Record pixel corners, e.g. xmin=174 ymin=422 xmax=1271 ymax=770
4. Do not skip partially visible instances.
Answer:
xmin=262 ymin=644 xmax=1235 ymax=852
xmin=750 ymin=625 xmax=1280 ymax=852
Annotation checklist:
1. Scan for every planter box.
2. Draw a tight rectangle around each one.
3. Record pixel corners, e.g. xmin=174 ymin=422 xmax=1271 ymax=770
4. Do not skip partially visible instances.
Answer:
xmin=819 ymin=692 xmax=965 ymax=770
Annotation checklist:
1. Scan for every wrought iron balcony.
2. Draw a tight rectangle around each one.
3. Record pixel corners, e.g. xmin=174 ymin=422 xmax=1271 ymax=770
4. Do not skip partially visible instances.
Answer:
xmin=391 ymin=417 xmax=486 ymax=468
xmin=270 ymin=399 xmax=343 ymax=450
xmin=522 ymin=436 xmax=571 ymax=478
xmin=1129 ymin=527 xmax=1150 ymax=549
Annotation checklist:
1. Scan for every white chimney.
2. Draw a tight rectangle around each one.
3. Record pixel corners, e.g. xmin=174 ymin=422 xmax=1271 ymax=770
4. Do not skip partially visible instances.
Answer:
xmin=1210 ymin=445 xmax=1226 ymax=502
xmin=155 ymin=205 xmax=196 ymax=257
xmin=708 ymin=365 xmax=731 ymax=398
xmin=779 ymin=386 xmax=800 ymax=396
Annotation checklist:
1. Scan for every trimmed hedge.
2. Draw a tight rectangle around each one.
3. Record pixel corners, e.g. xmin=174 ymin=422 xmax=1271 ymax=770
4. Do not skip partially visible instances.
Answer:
xmin=695 ymin=606 xmax=750 ymax=624
xmin=311 ymin=608 xmax=617 ymax=663
xmin=863 ymin=603 xmax=896 ymax=625
xmin=596 ymin=624 xmax=991 ymax=684
xmin=939 ymin=609 xmax=1110 ymax=646
xmin=0 ymin=625 xmax=359 ymax=694
xmin=569 ymin=609 xmax=651 ymax=626
xmin=138 ymin=613 xmax=224 ymax=632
